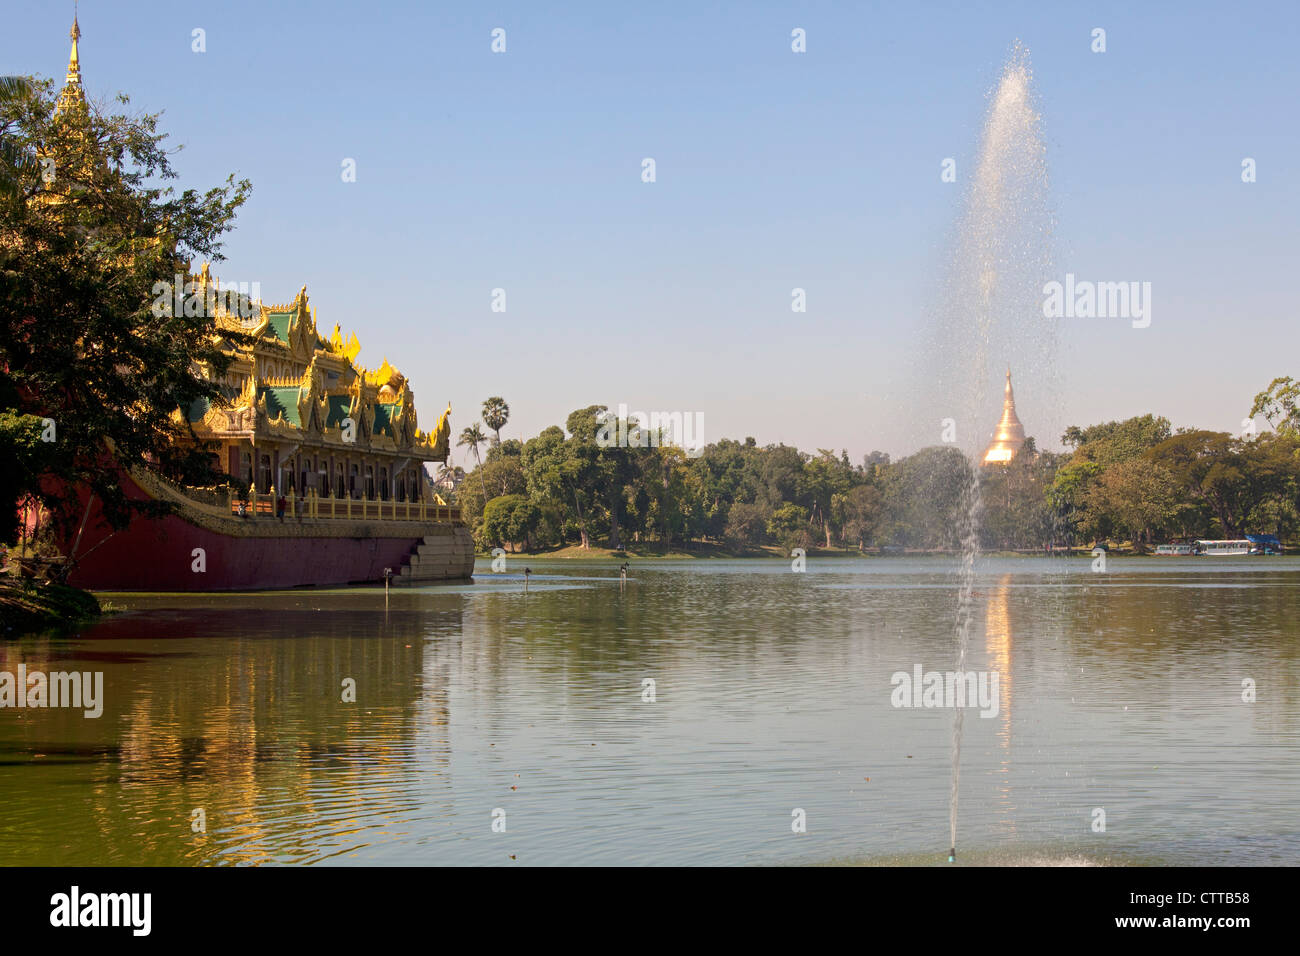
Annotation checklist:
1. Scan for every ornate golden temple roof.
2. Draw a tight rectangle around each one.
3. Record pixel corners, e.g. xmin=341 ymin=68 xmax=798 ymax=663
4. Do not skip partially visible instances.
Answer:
xmin=182 ymin=266 xmax=452 ymax=462
xmin=982 ymin=369 xmax=1026 ymax=465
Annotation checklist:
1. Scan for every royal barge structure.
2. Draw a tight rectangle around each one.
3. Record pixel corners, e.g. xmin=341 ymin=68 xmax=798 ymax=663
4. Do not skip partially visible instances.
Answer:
xmin=37 ymin=16 xmax=472 ymax=590
xmin=61 ymin=270 xmax=473 ymax=590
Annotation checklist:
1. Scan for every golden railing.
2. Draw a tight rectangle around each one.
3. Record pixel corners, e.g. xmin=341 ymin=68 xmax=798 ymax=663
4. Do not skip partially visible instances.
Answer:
xmin=229 ymin=487 xmax=460 ymax=523
xmin=130 ymin=467 xmax=460 ymax=525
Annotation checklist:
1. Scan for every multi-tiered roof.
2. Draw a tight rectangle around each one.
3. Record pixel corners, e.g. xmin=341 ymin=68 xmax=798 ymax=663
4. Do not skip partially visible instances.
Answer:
xmin=184 ymin=267 xmax=451 ymax=462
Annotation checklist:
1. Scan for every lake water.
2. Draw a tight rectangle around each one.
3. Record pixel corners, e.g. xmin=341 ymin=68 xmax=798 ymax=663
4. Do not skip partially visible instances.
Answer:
xmin=1 ymin=556 xmax=1297 ymax=866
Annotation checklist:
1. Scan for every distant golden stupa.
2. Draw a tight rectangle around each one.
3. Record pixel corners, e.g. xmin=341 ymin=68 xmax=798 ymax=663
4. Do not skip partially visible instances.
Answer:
xmin=982 ymin=369 xmax=1026 ymax=465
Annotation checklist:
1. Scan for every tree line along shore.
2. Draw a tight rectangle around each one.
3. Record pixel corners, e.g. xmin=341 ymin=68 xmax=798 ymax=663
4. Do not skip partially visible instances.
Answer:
xmin=447 ymin=386 xmax=1300 ymax=558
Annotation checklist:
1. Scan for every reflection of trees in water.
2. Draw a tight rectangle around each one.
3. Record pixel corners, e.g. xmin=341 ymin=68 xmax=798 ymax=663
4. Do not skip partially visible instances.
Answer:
xmin=0 ymin=604 xmax=462 ymax=865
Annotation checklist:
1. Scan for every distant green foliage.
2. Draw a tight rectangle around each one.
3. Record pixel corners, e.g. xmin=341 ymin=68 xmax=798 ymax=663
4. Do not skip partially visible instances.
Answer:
xmin=766 ymin=503 xmax=811 ymax=551
xmin=481 ymin=494 xmax=540 ymax=551
xmin=1051 ymin=410 xmax=1300 ymax=545
xmin=450 ymin=387 xmax=1300 ymax=553
xmin=1251 ymin=377 xmax=1300 ymax=436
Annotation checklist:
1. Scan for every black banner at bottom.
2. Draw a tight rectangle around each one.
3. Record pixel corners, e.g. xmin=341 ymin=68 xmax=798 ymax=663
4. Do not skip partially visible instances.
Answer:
xmin=0 ymin=864 xmax=1280 ymax=943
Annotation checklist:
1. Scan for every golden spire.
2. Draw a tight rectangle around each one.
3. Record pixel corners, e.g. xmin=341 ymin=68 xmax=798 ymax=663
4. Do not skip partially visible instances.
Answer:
xmin=982 ymin=368 xmax=1027 ymax=465
xmin=56 ymin=6 xmax=87 ymax=114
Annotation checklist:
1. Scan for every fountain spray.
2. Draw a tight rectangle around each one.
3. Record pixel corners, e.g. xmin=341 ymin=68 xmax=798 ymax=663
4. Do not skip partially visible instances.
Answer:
xmin=927 ymin=41 xmax=1054 ymax=865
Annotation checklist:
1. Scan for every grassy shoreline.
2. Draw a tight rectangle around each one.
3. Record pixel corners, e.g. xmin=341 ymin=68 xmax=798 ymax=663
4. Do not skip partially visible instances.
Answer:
xmin=0 ymin=580 xmax=101 ymax=638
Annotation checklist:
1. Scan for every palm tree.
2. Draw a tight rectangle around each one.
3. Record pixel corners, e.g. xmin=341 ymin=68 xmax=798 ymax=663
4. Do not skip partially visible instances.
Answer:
xmin=481 ymin=396 xmax=510 ymax=446
xmin=0 ymin=76 xmax=38 ymax=205
xmin=458 ymin=424 xmax=489 ymax=503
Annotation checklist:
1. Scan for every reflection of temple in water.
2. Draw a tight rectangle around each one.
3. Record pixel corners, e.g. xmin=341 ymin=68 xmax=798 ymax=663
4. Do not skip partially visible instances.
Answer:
xmin=984 ymin=574 xmax=1015 ymax=828
xmin=0 ymin=601 xmax=464 ymax=865
xmin=985 ymin=574 xmax=1014 ymax=747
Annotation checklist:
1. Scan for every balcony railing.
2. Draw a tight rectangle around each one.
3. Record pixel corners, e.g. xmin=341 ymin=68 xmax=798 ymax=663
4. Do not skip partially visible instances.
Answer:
xmin=229 ymin=487 xmax=460 ymax=523
xmin=130 ymin=467 xmax=460 ymax=524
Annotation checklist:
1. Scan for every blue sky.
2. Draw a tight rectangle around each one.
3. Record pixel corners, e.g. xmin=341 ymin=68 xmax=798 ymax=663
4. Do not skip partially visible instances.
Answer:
xmin=8 ymin=1 xmax=1298 ymax=462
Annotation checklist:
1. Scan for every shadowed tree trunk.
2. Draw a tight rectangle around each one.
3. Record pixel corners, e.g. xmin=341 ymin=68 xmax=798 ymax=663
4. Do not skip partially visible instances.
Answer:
xmin=608 ymin=490 xmax=621 ymax=551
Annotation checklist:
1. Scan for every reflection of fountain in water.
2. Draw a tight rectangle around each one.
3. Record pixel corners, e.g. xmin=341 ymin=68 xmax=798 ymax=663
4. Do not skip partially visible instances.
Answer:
xmin=931 ymin=43 xmax=1055 ymax=859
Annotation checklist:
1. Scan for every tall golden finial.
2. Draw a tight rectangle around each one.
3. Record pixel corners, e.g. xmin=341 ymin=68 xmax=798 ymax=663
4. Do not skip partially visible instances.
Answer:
xmin=56 ymin=4 xmax=87 ymax=114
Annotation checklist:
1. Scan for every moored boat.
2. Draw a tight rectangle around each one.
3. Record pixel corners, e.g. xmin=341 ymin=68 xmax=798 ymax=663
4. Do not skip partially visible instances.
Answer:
xmin=1246 ymin=534 xmax=1283 ymax=555
xmin=1194 ymin=539 xmax=1253 ymax=556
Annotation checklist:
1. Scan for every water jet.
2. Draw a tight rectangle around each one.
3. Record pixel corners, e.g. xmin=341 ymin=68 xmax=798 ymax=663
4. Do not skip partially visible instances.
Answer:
xmin=925 ymin=40 xmax=1055 ymax=860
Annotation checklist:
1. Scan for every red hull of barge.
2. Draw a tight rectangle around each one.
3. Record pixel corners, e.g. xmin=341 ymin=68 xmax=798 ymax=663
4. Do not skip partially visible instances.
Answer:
xmin=58 ymin=473 xmax=469 ymax=592
xmin=68 ymin=513 xmax=422 ymax=591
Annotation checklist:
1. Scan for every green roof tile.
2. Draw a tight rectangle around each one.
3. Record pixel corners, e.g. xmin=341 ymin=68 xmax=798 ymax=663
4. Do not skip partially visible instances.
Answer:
xmin=260 ymin=386 xmax=303 ymax=426
xmin=265 ymin=311 xmax=292 ymax=342
xmin=373 ymin=403 xmax=396 ymax=437
xmin=325 ymin=395 xmax=352 ymax=428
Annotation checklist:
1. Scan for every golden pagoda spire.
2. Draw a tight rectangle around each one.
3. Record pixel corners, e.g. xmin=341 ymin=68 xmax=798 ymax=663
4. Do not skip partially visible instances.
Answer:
xmin=56 ymin=5 xmax=87 ymax=114
xmin=982 ymin=368 xmax=1027 ymax=465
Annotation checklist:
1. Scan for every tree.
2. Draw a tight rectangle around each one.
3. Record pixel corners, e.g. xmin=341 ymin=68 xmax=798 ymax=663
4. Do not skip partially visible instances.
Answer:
xmin=519 ymin=426 xmax=574 ymax=547
xmin=0 ymin=410 xmax=56 ymax=542
xmin=1048 ymin=459 xmax=1102 ymax=543
xmin=1062 ymin=414 xmax=1172 ymax=463
xmin=485 ymin=438 xmax=522 ymax=462
xmin=1 ymin=74 xmax=251 ymax=550
xmin=1051 ymin=415 xmax=1175 ymax=545
xmin=521 ymin=420 xmax=600 ymax=550
xmin=633 ymin=444 xmax=694 ymax=548
xmin=1238 ymin=433 xmax=1300 ymax=538
xmin=839 ymin=484 xmax=882 ymax=551
xmin=483 ymin=436 xmax=522 ymax=495
xmin=451 ymin=454 xmax=525 ymax=530
xmin=482 ymin=494 xmax=540 ymax=552
xmin=457 ymin=423 xmax=489 ymax=504
xmin=767 ymin=502 xmax=812 ymax=551
xmin=1083 ymin=458 xmax=1179 ymax=550
xmin=1251 ymin=377 xmax=1300 ymax=436
xmin=724 ymin=501 xmax=770 ymax=549
xmin=564 ymin=405 xmax=631 ymax=549
xmin=0 ymin=76 xmax=38 ymax=205
xmin=979 ymin=445 xmax=1059 ymax=551
xmin=804 ymin=450 xmax=853 ymax=547
xmin=1147 ymin=431 xmax=1255 ymax=538
xmin=877 ymin=446 xmax=972 ymax=549
xmin=482 ymin=396 xmax=510 ymax=446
